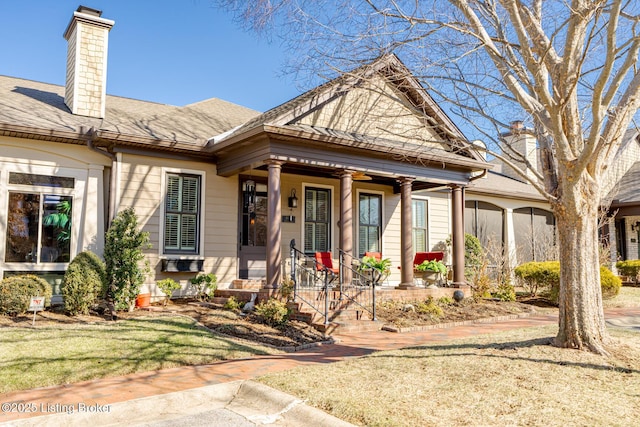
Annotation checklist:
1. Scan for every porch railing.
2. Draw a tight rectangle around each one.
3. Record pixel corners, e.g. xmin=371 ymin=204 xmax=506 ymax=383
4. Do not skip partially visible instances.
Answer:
xmin=289 ymin=240 xmax=377 ymax=326
xmin=338 ymin=249 xmax=377 ymax=321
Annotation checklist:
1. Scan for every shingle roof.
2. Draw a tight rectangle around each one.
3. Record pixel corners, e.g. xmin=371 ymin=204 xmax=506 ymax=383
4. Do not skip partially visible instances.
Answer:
xmin=0 ymin=75 xmax=260 ymax=149
xmin=466 ymin=170 xmax=546 ymax=201
xmin=610 ymin=161 xmax=640 ymax=205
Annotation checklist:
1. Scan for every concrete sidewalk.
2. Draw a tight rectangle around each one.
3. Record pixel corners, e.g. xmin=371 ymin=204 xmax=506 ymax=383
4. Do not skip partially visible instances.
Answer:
xmin=1 ymin=307 xmax=638 ymax=426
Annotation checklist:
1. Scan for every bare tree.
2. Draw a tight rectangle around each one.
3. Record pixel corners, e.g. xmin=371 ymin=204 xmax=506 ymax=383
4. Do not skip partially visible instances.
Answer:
xmin=219 ymin=1 xmax=640 ymax=354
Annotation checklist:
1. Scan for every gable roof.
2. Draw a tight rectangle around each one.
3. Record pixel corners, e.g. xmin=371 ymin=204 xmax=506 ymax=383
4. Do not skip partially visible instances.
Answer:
xmin=208 ymin=54 xmax=483 ymax=163
xmin=0 ymin=75 xmax=260 ymax=154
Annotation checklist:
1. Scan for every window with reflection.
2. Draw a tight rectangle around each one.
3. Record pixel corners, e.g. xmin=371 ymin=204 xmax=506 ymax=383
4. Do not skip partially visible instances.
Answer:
xmin=359 ymin=193 xmax=382 ymax=257
xmin=6 ymin=192 xmax=72 ymax=263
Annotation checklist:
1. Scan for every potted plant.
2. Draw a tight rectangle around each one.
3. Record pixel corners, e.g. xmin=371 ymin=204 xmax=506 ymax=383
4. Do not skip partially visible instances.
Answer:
xmin=359 ymin=256 xmax=391 ymax=285
xmin=414 ymin=259 xmax=448 ymax=286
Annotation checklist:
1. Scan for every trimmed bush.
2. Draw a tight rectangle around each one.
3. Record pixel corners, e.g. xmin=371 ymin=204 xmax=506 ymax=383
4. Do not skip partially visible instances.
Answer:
xmin=514 ymin=261 xmax=560 ymax=296
xmin=615 ymin=260 xmax=640 ymax=280
xmin=515 ymin=261 xmax=621 ymax=305
xmin=62 ymin=251 xmax=106 ymax=315
xmin=255 ymin=298 xmax=290 ymax=327
xmin=0 ymin=275 xmax=53 ymax=315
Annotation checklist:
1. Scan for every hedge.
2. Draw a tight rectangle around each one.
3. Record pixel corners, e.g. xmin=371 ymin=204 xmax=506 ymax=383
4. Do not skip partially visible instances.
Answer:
xmin=0 ymin=275 xmax=53 ymax=315
xmin=514 ymin=261 xmax=621 ymax=305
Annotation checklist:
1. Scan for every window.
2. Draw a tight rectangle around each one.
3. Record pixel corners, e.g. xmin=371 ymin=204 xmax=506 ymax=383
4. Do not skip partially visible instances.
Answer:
xmin=412 ymin=199 xmax=428 ymax=253
xmin=513 ymin=207 xmax=556 ymax=262
xmin=164 ymin=173 xmax=201 ymax=254
xmin=465 ymin=201 xmax=504 ymax=249
xmin=359 ymin=193 xmax=382 ymax=257
xmin=5 ymin=192 xmax=73 ymax=263
xmin=304 ymin=187 xmax=331 ymax=254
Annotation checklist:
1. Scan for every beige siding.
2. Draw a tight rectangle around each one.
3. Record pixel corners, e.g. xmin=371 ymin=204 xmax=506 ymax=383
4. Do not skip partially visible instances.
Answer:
xmin=427 ymin=191 xmax=452 ymax=252
xmin=295 ymin=75 xmax=444 ymax=149
xmin=117 ymin=154 xmax=239 ymax=292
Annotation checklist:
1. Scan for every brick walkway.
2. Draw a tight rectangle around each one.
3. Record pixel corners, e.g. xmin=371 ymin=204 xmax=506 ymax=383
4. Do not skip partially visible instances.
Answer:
xmin=1 ymin=307 xmax=639 ymax=423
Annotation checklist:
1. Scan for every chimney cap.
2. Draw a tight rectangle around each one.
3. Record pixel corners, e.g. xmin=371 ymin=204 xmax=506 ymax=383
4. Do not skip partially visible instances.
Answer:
xmin=76 ymin=5 xmax=102 ymax=17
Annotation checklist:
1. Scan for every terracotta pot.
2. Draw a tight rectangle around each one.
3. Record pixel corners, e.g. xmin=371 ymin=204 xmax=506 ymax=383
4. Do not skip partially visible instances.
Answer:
xmin=136 ymin=293 xmax=151 ymax=308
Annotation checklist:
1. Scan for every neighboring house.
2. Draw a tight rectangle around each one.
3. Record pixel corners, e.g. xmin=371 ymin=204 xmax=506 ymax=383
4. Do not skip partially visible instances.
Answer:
xmin=464 ymin=121 xmax=640 ymax=272
xmin=0 ymin=6 xmax=489 ymax=299
xmin=465 ymin=123 xmax=556 ymax=269
xmin=601 ymin=128 xmax=640 ymax=264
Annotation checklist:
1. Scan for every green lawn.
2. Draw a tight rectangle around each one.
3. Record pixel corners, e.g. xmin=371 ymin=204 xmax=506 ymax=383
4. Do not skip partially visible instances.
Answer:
xmin=0 ymin=316 xmax=275 ymax=393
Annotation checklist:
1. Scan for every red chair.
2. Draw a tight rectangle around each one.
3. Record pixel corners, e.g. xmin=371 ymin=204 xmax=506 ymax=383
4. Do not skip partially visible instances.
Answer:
xmin=413 ymin=251 xmax=444 ymax=266
xmin=314 ymin=252 xmax=339 ymax=281
xmin=364 ymin=251 xmax=382 ymax=260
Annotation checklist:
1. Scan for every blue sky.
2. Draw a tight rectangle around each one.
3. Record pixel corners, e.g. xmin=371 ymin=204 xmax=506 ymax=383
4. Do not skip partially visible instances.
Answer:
xmin=0 ymin=1 xmax=301 ymax=112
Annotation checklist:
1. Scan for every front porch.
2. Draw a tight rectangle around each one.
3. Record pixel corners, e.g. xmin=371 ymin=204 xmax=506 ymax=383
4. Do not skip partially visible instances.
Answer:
xmin=216 ymin=245 xmax=472 ymax=334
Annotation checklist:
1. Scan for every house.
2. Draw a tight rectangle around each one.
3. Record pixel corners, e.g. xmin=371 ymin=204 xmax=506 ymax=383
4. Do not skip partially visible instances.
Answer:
xmin=0 ymin=6 xmax=490 ymax=303
xmin=463 ymin=121 xmax=640 ymax=273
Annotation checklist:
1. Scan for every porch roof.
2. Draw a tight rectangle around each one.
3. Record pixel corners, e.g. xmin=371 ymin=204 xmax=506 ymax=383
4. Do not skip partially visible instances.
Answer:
xmin=209 ymin=122 xmax=490 ymax=190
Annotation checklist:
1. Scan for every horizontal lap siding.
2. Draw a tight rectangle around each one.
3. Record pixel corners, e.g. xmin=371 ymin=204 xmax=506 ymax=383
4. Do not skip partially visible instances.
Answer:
xmin=118 ymin=154 xmax=238 ymax=290
xmin=428 ymin=191 xmax=451 ymax=258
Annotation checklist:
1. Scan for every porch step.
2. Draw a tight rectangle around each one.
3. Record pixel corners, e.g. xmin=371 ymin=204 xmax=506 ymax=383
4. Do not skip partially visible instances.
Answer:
xmin=310 ymin=317 xmax=382 ymax=334
xmin=231 ymin=279 xmax=266 ymax=289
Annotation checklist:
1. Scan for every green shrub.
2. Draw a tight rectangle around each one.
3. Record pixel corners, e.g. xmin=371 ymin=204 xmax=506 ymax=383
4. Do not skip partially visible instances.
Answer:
xmin=104 ymin=208 xmax=151 ymax=312
xmin=189 ymin=273 xmax=217 ymax=301
xmin=599 ymin=267 xmax=622 ymax=299
xmin=224 ymin=296 xmax=242 ymax=311
xmin=255 ymin=298 xmax=290 ymax=327
xmin=157 ymin=278 xmax=181 ymax=306
xmin=516 ymin=261 xmax=621 ymax=305
xmin=464 ymin=233 xmax=483 ymax=279
xmin=0 ymin=275 xmax=53 ymax=315
xmin=514 ymin=261 xmax=560 ymax=296
xmin=279 ymin=276 xmax=294 ymax=302
xmin=492 ymin=281 xmax=516 ymax=302
xmin=615 ymin=260 xmax=640 ymax=279
xmin=62 ymin=251 xmax=106 ymax=315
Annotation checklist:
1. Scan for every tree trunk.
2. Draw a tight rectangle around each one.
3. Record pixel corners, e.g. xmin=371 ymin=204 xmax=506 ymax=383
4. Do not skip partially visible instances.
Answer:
xmin=553 ymin=177 xmax=609 ymax=355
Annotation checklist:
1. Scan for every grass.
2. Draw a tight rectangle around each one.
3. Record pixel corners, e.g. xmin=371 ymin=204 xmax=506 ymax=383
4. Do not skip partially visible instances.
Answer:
xmin=257 ymin=287 xmax=640 ymax=427
xmin=0 ymin=316 xmax=276 ymax=394
xmin=604 ymin=285 xmax=640 ymax=308
xmin=258 ymin=326 xmax=640 ymax=427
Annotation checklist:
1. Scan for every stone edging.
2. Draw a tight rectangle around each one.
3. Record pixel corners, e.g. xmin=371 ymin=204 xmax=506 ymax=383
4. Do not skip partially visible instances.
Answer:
xmin=381 ymin=312 xmax=534 ymax=333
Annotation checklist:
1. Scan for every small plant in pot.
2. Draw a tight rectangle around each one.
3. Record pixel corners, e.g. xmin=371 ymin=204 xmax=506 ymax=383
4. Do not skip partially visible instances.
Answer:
xmin=415 ymin=259 xmax=448 ymax=286
xmin=360 ymin=256 xmax=392 ymax=285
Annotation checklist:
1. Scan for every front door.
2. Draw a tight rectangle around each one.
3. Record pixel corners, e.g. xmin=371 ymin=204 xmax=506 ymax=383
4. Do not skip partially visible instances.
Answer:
xmin=238 ymin=178 xmax=267 ymax=279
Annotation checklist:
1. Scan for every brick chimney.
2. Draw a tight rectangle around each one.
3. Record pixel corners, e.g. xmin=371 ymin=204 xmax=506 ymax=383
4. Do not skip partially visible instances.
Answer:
xmin=63 ymin=6 xmax=114 ymax=118
xmin=500 ymin=121 xmax=538 ymax=181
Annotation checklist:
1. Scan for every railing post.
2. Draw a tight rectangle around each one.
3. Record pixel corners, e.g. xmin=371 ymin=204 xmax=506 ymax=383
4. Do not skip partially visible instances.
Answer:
xmin=290 ymin=239 xmax=297 ymax=301
xmin=324 ymin=271 xmax=330 ymax=326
